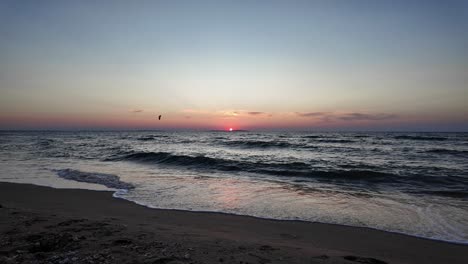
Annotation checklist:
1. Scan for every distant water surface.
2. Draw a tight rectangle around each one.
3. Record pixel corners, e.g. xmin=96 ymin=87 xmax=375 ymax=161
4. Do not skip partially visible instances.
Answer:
xmin=0 ymin=131 xmax=467 ymax=243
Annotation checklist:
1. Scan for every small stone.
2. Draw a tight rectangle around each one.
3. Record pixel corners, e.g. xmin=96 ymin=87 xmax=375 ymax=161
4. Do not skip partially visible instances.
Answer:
xmin=113 ymin=238 xmax=133 ymax=246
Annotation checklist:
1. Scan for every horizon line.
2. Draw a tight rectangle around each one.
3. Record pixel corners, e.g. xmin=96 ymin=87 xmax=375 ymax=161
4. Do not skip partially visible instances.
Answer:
xmin=1 ymin=128 xmax=467 ymax=133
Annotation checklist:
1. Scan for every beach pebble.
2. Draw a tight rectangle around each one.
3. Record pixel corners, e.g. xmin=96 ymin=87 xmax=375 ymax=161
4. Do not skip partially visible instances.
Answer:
xmin=343 ymin=255 xmax=388 ymax=264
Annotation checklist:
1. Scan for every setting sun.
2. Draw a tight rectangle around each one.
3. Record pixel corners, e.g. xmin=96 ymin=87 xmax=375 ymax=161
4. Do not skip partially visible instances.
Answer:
xmin=229 ymin=128 xmax=233 ymax=132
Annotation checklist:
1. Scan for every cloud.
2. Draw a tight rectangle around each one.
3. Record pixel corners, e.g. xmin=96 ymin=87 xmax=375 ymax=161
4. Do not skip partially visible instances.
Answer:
xmin=296 ymin=112 xmax=330 ymax=117
xmin=181 ymin=109 xmax=272 ymax=118
xmin=295 ymin=112 xmax=334 ymax=122
xmin=223 ymin=110 xmax=269 ymax=117
xmin=296 ymin=111 xmax=398 ymax=122
xmin=246 ymin=111 xmax=273 ymax=117
xmin=247 ymin=111 xmax=265 ymax=115
xmin=222 ymin=111 xmax=239 ymax=117
xmin=130 ymin=109 xmax=144 ymax=113
xmin=339 ymin=113 xmax=398 ymax=121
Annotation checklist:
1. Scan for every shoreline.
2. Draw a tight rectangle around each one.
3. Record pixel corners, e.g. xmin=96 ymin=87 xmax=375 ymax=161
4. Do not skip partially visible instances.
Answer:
xmin=113 ymin=193 xmax=467 ymax=247
xmin=1 ymin=182 xmax=467 ymax=264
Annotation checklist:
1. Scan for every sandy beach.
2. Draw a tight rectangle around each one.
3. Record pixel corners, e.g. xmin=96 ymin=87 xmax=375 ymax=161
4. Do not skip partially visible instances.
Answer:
xmin=0 ymin=182 xmax=466 ymax=264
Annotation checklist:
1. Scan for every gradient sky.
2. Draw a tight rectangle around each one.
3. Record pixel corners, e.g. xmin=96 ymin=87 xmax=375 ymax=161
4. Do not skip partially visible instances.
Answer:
xmin=1 ymin=0 xmax=467 ymax=131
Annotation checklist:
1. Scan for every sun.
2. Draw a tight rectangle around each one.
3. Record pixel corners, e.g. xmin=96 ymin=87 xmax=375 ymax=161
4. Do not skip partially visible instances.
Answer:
xmin=229 ymin=128 xmax=233 ymax=132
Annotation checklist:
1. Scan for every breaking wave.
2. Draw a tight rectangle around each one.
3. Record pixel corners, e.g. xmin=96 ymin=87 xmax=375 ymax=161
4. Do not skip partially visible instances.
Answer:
xmin=106 ymin=151 xmax=399 ymax=183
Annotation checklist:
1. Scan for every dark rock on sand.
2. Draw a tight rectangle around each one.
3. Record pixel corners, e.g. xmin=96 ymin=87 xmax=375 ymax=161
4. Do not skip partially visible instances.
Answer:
xmin=343 ymin=255 xmax=388 ymax=264
xmin=113 ymin=238 xmax=133 ymax=246
xmin=258 ymin=245 xmax=276 ymax=251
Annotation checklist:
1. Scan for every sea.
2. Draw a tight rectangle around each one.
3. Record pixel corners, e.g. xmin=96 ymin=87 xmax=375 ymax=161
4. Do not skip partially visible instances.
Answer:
xmin=0 ymin=131 xmax=467 ymax=244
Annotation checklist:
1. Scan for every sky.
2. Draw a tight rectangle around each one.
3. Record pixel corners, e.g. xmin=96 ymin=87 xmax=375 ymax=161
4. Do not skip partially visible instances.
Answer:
xmin=0 ymin=0 xmax=467 ymax=131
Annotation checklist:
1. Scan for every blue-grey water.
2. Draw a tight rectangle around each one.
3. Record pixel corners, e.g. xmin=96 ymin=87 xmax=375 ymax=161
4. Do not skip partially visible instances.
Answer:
xmin=0 ymin=131 xmax=467 ymax=243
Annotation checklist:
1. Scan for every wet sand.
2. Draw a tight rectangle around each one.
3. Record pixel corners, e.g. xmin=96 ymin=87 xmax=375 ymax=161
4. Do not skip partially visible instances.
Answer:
xmin=0 ymin=182 xmax=467 ymax=264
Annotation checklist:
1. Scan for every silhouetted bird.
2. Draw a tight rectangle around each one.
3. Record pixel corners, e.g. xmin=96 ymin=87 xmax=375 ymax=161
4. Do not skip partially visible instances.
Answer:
xmin=158 ymin=115 xmax=162 ymax=120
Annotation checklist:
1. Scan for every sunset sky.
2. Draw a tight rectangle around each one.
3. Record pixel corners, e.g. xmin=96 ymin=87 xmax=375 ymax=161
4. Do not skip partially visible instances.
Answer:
xmin=1 ymin=0 xmax=467 ymax=131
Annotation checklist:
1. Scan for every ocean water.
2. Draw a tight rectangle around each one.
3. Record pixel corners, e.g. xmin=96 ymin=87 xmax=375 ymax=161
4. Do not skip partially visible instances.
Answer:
xmin=0 ymin=131 xmax=467 ymax=243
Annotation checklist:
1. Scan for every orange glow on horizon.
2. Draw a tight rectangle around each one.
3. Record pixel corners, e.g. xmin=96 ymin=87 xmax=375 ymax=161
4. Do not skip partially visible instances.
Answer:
xmin=1 ymin=110 xmax=464 ymax=131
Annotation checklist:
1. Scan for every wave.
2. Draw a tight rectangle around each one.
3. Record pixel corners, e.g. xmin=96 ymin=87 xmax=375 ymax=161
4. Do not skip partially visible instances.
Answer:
xmin=314 ymin=139 xmax=355 ymax=144
xmin=106 ymin=151 xmax=396 ymax=183
xmin=137 ymin=136 xmax=157 ymax=141
xmin=107 ymin=151 xmax=243 ymax=170
xmin=35 ymin=139 xmax=55 ymax=148
xmin=218 ymin=139 xmax=354 ymax=149
xmin=302 ymin=135 xmax=323 ymax=139
xmin=56 ymin=169 xmax=134 ymax=190
xmin=338 ymin=163 xmax=379 ymax=170
xmin=220 ymin=140 xmax=298 ymax=149
xmin=394 ymin=135 xmax=447 ymax=141
xmin=256 ymin=168 xmax=393 ymax=182
xmin=421 ymin=190 xmax=468 ymax=199
xmin=302 ymin=136 xmax=358 ymax=143
xmin=136 ymin=135 xmax=168 ymax=141
xmin=353 ymin=135 xmax=370 ymax=138
xmin=426 ymin=149 xmax=468 ymax=156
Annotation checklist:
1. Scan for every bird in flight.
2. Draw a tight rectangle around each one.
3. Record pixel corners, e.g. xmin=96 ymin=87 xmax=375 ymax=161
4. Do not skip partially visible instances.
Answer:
xmin=158 ymin=115 xmax=162 ymax=120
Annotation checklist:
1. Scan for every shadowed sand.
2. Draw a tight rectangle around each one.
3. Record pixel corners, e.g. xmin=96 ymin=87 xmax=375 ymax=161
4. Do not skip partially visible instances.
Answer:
xmin=0 ymin=182 xmax=467 ymax=264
